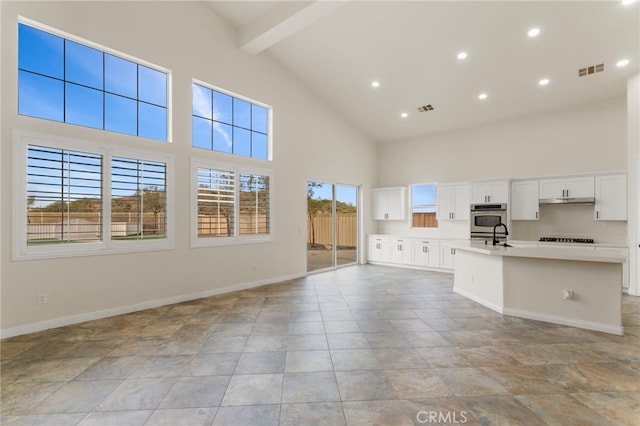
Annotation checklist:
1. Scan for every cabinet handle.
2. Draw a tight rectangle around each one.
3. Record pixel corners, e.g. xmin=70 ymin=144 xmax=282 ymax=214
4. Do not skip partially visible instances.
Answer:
xmin=425 ymin=246 xmax=429 ymax=253
xmin=596 ymin=211 xmax=599 ymax=219
xmin=535 ymin=211 xmax=538 ymax=219
xmin=384 ymin=213 xmax=389 ymax=219
xmin=398 ymin=245 xmax=402 ymax=251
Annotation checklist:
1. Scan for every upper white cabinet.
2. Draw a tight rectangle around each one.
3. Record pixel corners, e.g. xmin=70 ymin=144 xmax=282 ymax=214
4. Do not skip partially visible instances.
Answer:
xmin=595 ymin=174 xmax=627 ymax=221
xmin=437 ymin=183 xmax=469 ymax=221
xmin=471 ymin=180 xmax=509 ymax=204
xmin=539 ymin=176 xmax=594 ymax=199
xmin=511 ymin=180 xmax=539 ymax=220
xmin=372 ymin=187 xmax=406 ymax=220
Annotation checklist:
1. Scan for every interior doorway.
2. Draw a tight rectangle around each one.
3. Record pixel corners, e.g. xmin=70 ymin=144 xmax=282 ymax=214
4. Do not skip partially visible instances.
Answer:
xmin=307 ymin=181 xmax=358 ymax=273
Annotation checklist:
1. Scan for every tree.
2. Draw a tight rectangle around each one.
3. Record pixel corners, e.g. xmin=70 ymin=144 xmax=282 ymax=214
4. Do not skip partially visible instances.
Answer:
xmin=142 ymin=186 xmax=166 ymax=234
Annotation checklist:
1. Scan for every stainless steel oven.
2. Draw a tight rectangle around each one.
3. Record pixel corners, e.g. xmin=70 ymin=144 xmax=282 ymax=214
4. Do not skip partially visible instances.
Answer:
xmin=470 ymin=203 xmax=507 ymax=240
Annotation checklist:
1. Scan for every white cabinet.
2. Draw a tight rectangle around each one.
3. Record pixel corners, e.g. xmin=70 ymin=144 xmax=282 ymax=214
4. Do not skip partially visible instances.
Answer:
xmin=471 ymin=180 xmax=509 ymax=204
xmin=594 ymin=174 xmax=627 ymax=221
xmin=511 ymin=180 xmax=539 ymax=220
xmin=372 ymin=187 xmax=407 ymax=220
xmin=595 ymin=247 xmax=629 ymax=291
xmin=390 ymin=238 xmax=412 ymax=264
xmin=539 ymin=176 xmax=594 ymax=199
xmin=437 ymin=184 xmax=469 ymax=221
xmin=440 ymin=245 xmax=457 ymax=270
xmin=412 ymin=239 xmax=440 ymax=268
xmin=368 ymin=236 xmax=390 ymax=263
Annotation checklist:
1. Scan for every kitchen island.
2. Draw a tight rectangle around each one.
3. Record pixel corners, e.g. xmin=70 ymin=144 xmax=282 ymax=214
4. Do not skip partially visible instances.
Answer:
xmin=452 ymin=242 xmax=625 ymax=335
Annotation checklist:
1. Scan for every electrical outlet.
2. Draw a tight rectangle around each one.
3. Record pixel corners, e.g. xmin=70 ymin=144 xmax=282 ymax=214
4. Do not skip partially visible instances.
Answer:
xmin=37 ymin=293 xmax=48 ymax=304
xmin=563 ymin=289 xmax=573 ymax=300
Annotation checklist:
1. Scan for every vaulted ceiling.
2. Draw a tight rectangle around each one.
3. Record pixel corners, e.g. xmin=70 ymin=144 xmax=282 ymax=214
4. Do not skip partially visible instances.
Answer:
xmin=206 ymin=1 xmax=640 ymax=143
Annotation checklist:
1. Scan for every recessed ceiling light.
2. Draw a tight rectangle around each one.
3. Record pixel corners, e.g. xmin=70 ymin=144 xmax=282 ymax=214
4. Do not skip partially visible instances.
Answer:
xmin=528 ymin=27 xmax=541 ymax=38
xmin=371 ymin=81 xmax=380 ymax=88
xmin=400 ymin=112 xmax=408 ymax=118
xmin=478 ymin=93 xmax=488 ymax=100
xmin=538 ymin=78 xmax=550 ymax=86
xmin=622 ymin=0 xmax=637 ymax=6
xmin=457 ymin=51 xmax=468 ymax=60
xmin=616 ymin=58 xmax=630 ymax=67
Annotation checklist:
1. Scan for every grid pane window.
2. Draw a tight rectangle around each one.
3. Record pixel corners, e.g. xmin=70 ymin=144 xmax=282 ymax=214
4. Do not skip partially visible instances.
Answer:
xmin=18 ymin=22 xmax=168 ymax=142
xmin=27 ymin=145 xmax=102 ymax=245
xmin=197 ymin=168 xmax=235 ymax=238
xmin=239 ymin=173 xmax=270 ymax=236
xmin=111 ymin=157 xmax=167 ymax=240
xmin=192 ymin=83 xmax=270 ymax=160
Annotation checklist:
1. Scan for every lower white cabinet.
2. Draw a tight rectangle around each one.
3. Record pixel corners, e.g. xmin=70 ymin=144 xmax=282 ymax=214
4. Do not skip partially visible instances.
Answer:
xmin=390 ymin=238 xmax=412 ymax=264
xmin=440 ymin=245 xmax=457 ymax=270
xmin=368 ymin=236 xmax=390 ymax=262
xmin=412 ymin=240 xmax=440 ymax=268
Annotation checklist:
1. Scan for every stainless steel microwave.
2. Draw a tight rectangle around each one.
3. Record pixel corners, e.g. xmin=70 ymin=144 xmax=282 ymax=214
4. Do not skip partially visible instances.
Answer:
xmin=470 ymin=203 xmax=507 ymax=239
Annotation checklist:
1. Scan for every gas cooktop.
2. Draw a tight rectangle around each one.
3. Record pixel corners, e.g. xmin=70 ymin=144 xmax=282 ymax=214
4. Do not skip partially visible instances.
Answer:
xmin=538 ymin=237 xmax=595 ymax=244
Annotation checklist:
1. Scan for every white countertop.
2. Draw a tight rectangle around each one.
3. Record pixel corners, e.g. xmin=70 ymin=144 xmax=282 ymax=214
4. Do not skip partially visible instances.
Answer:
xmin=452 ymin=241 xmax=625 ymax=263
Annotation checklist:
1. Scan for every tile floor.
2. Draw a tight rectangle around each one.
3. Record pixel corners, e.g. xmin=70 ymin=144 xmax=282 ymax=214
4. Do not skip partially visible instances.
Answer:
xmin=1 ymin=265 xmax=639 ymax=425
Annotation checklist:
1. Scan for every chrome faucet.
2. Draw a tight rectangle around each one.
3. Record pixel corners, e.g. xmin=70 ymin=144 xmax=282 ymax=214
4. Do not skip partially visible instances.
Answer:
xmin=492 ymin=223 xmax=509 ymax=246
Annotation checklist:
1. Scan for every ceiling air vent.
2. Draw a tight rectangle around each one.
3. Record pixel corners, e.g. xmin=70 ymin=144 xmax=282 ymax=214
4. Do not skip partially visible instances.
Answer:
xmin=417 ymin=104 xmax=434 ymax=112
xmin=578 ymin=63 xmax=604 ymax=77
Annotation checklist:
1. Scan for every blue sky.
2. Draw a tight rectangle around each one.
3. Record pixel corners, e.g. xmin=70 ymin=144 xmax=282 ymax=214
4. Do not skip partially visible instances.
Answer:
xmin=308 ymin=182 xmax=357 ymax=206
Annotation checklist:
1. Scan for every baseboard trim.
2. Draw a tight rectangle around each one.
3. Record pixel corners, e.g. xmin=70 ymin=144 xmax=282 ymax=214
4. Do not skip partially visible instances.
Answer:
xmin=453 ymin=287 xmax=504 ymax=314
xmin=0 ymin=272 xmax=306 ymax=339
xmin=502 ymin=307 xmax=624 ymax=336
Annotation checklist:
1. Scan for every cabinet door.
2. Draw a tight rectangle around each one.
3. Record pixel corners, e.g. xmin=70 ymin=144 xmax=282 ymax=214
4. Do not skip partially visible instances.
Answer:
xmin=452 ymin=185 xmax=470 ymax=220
xmin=471 ymin=182 xmax=490 ymax=204
xmin=368 ymin=237 xmax=389 ymax=262
xmin=372 ymin=190 xmax=390 ymax=220
xmin=595 ymin=174 xmax=627 ymax=221
xmin=566 ymin=176 xmax=594 ymax=198
xmin=372 ymin=188 xmax=406 ymax=220
xmin=390 ymin=239 xmax=411 ymax=264
xmin=511 ymin=180 xmax=539 ymax=220
xmin=488 ymin=181 xmax=509 ymax=204
xmin=436 ymin=185 xmax=455 ymax=220
xmin=440 ymin=246 xmax=456 ymax=270
xmin=539 ymin=178 xmax=566 ymax=199
xmin=412 ymin=242 xmax=428 ymax=267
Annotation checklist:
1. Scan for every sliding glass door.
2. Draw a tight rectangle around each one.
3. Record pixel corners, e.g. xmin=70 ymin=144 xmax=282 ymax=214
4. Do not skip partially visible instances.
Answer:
xmin=307 ymin=181 xmax=358 ymax=272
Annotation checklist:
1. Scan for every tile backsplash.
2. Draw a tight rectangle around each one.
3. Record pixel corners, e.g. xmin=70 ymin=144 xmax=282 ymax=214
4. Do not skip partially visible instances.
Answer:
xmin=511 ymin=204 xmax=627 ymax=245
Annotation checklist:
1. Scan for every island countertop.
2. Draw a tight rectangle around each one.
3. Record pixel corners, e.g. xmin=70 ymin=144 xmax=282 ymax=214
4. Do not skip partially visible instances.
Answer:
xmin=451 ymin=241 xmax=625 ymax=264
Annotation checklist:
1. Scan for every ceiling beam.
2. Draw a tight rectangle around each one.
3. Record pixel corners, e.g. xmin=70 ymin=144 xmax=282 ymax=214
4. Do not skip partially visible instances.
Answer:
xmin=239 ymin=0 xmax=348 ymax=55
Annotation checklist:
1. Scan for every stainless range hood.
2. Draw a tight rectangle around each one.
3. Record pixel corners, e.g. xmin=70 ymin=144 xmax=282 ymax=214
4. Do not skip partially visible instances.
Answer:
xmin=539 ymin=197 xmax=595 ymax=205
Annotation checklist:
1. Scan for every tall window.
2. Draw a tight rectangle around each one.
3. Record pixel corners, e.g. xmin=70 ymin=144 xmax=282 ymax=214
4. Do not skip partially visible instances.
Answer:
xmin=412 ymin=183 xmax=438 ymax=228
xmin=192 ymin=82 xmax=270 ymax=160
xmin=111 ymin=158 xmax=167 ymax=240
xmin=15 ymin=131 xmax=174 ymax=260
xmin=18 ymin=21 xmax=169 ymax=142
xmin=192 ymin=159 xmax=272 ymax=247
xmin=27 ymin=145 xmax=103 ymax=244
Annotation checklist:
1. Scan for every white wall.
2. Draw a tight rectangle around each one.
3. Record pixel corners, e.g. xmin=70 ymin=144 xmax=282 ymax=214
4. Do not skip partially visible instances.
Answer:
xmin=376 ymin=97 xmax=628 ymax=238
xmin=628 ymin=73 xmax=640 ymax=296
xmin=0 ymin=1 xmax=377 ymax=335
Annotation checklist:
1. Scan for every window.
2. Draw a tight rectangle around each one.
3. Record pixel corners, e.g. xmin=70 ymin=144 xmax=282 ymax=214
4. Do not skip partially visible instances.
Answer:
xmin=18 ymin=20 xmax=169 ymax=142
xmin=192 ymin=158 xmax=272 ymax=247
xmin=411 ymin=183 xmax=438 ymax=228
xmin=192 ymin=82 xmax=270 ymax=160
xmin=14 ymin=131 xmax=174 ymax=260
xmin=111 ymin=157 xmax=167 ymax=240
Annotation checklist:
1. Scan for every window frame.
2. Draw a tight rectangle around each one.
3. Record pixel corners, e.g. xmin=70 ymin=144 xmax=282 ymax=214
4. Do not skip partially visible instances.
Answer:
xmin=191 ymin=157 xmax=273 ymax=248
xmin=17 ymin=16 xmax=173 ymax=143
xmin=191 ymin=78 xmax=272 ymax=160
xmin=13 ymin=130 xmax=175 ymax=260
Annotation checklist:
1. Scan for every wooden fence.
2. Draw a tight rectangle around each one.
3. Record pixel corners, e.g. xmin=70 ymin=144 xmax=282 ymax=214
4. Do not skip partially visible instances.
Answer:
xmin=307 ymin=213 xmax=357 ymax=248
